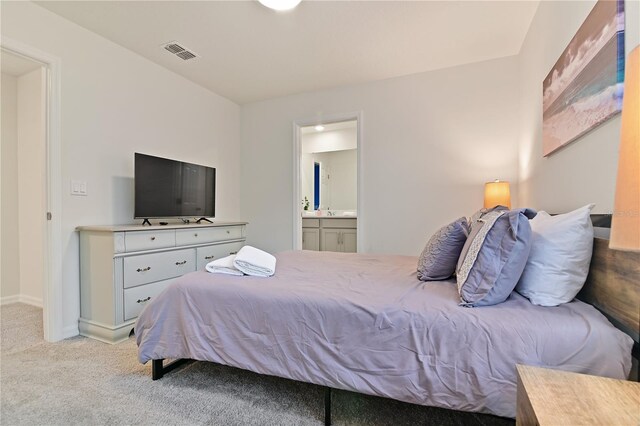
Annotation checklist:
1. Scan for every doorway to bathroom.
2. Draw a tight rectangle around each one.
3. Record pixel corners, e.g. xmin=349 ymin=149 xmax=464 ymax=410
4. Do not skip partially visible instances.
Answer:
xmin=293 ymin=113 xmax=362 ymax=252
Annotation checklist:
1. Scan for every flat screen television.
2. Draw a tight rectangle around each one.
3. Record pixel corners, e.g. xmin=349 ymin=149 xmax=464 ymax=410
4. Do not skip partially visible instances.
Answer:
xmin=134 ymin=153 xmax=215 ymax=220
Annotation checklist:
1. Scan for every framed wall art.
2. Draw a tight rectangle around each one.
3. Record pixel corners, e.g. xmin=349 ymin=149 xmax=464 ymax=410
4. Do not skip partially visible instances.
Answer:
xmin=542 ymin=0 xmax=625 ymax=156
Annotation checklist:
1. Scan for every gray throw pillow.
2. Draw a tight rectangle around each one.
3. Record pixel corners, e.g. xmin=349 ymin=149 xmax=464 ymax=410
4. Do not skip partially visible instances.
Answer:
xmin=417 ymin=217 xmax=469 ymax=281
xmin=456 ymin=207 xmax=536 ymax=307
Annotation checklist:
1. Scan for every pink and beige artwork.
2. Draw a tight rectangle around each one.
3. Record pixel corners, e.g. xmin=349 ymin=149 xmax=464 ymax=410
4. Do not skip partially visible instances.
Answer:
xmin=542 ymin=0 xmax=625 ymax=156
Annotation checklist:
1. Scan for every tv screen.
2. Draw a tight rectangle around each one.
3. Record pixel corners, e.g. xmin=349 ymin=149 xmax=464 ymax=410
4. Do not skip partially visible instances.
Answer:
xmin=134 ymin=153 xmax=215 ymax=219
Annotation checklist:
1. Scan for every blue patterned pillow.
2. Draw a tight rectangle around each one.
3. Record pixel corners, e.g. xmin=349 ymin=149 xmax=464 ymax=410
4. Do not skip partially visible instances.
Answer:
xmin=417 ymin=217 xmax=469 ymax=281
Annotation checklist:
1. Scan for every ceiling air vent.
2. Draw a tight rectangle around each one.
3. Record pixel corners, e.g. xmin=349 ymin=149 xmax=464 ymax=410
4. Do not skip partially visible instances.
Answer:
xmin=176 ymin=51 xmax=197 ymax=61
xmin=162 ymin=41 xmax=199 ymax=61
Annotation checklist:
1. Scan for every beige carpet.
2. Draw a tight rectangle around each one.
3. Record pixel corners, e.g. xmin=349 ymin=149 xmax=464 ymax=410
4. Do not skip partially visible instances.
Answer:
xmin=0 ymin=303 xmax=513 ymax=425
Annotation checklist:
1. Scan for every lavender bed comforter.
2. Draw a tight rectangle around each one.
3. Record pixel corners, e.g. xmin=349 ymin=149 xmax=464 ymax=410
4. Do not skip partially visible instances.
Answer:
xmin=135 ymin=250 xmax=632 ymax=418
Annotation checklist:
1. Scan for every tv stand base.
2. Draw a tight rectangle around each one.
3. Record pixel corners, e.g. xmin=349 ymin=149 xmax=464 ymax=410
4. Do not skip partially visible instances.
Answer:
xmin=141 ymin=219 xmax=152 ymax=226
xmin=195 ymin=217 xmax=213 ymax=224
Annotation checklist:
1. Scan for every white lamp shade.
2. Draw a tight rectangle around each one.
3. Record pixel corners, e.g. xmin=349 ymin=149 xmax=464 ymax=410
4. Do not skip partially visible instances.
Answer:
xmin=610 ymin=46 xmax=640 ymax=252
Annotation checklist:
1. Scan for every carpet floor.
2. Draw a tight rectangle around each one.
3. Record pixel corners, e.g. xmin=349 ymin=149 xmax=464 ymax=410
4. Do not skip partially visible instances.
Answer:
xmin=1 ymin=303 xmax=514 ymax=425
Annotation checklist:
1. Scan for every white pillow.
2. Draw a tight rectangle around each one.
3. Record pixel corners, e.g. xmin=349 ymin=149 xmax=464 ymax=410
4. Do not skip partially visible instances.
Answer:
xmin=515 ymin=204 xmax=595 ymax=306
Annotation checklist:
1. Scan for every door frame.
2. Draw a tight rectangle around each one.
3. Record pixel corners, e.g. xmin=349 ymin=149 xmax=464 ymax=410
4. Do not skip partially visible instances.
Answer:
xmin=292 ymin=111 xmax=363 ymax=252
xmin=1 ymin=37 xmax=64 ymax=342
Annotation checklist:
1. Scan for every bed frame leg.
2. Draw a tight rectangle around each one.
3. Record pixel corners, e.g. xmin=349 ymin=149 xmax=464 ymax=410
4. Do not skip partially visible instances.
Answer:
xmin=324 ymin=387 xmax=332 ymax=426
xmin=152 ymin=358 xmax=190 ymax=381
xmin=152 ymin=359 xmax=164 ymax=380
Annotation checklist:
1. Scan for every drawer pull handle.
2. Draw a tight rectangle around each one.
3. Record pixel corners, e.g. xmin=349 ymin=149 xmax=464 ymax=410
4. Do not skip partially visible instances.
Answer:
xmin=229 ymin=251 xmax=238 ymax=255
xmin=136 ymin=267 xmax=151 ymax=272
xmin=151 ymin=237 xmax=156 ymax=241
xmin=136 ymin=297 xmax=151 ymax=304
xmin=204 ymin=255 xmax=215 ymax=260
xmin=226 ymin=230 xmax=230 ymax=234
xmin=175 ymin=260 xmax=187 ymax=265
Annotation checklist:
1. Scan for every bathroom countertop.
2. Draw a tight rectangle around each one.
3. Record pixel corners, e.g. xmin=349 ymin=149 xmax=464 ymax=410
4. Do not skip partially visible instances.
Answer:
xmin=301 ymin=215 xmax=357 ymax=219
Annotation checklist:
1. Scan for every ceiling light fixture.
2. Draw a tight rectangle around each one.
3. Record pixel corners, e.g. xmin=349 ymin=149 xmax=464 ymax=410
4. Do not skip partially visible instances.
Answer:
xmin=258 ymin=0 xmax=302 ymax=11
xmin=314 ymin=125 xmax=325 ymax=132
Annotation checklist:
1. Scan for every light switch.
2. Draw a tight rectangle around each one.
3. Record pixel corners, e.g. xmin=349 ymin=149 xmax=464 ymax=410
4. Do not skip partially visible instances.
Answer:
xmin=71 ymin=180 xmax=88 ymax=196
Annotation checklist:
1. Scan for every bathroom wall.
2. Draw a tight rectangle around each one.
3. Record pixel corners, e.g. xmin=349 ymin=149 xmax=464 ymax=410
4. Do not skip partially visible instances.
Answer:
xmin=302 ymin=127 xmax=357 ymax=154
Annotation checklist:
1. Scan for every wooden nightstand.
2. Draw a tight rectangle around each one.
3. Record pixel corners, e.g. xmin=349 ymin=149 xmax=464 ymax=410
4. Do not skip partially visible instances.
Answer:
xmin=516 ymin=365 xmax=640 ymax=425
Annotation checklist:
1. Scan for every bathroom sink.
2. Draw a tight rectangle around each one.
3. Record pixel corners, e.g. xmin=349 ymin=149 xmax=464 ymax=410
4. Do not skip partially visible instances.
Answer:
xmin=302 ymin=210 xmax=357 ymax=218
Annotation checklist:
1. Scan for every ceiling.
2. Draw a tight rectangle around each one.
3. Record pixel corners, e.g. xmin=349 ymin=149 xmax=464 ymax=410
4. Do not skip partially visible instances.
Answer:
xmin=37 ymin=1 xmax=540 ymax=104
xmin=1 ymin=50 xmax=43 ymax=76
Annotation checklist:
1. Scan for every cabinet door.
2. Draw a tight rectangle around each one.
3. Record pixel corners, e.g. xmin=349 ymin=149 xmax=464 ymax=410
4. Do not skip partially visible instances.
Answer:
xmin=302 ymin=228 xmax=320 ymax=251
xmin=341 ymin=229 xmax=357 ymax=253
xmin=321 ymin=229 xmax=341 ymax=252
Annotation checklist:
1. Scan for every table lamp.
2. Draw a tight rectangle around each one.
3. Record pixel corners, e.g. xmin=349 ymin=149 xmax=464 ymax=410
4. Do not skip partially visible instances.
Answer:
xmin=484 ymin=180 xmax=511 ymax=209
xmin=610 ymin=45 xmax=639 ymax=252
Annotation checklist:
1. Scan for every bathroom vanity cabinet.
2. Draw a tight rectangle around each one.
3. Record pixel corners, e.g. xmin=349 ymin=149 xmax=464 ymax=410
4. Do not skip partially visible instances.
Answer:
xmin=302 ymin=218 xmax=357 ymax=253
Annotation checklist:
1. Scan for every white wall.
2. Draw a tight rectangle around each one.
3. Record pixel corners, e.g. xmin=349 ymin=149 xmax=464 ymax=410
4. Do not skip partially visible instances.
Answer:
xmin=518 ymin=0 xmax=640 ymax=213
xmin=1 ymin=2 xmax=242 ymax=337
xmin=17 ymin=68 xmax=46 ymax=305
xmin=1 ymin=73 xmax=20 ymax=300
xmin=241 ymin=55 xmax=521 ymax=255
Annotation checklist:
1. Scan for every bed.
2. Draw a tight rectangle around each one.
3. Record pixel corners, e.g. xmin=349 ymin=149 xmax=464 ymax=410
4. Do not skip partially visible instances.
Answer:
xmin=135 ymin=240 xmax=636 ymax=421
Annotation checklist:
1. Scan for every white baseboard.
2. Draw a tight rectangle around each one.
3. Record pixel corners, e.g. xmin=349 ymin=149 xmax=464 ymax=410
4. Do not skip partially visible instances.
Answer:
xmin=0 ymin=294 xmax=43 ymax=307
xmin=19 ymin=295 xmax=43 ymax=308
xmin=0 ymin=295 xmax=20 ymax=305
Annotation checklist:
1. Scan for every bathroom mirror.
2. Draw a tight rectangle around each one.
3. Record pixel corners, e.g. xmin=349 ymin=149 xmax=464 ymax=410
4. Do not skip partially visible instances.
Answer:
xmin=301 ymin=120 xmax=357 ymax=215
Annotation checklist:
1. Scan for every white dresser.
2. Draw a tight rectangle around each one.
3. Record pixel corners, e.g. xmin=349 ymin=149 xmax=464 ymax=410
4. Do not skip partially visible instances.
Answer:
xmin=77 ymin=222 xmax=247 ymax=344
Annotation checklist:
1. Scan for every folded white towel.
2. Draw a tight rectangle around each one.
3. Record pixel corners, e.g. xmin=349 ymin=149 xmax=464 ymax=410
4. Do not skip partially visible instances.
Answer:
xmin=233 ymin=246 xmax=276 ymax=277
xmin=205 ymin=255 xmax=244 ymax=276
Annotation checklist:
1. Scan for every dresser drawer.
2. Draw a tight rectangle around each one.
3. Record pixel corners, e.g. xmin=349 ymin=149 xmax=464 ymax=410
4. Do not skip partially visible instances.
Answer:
xmin=212 ymin=225 xmax=243 ymax=241
xmin=123 ymin=249 xmax=196 ymax=288
xmin=320 ymin=218 xmax=357 ymax=229
xmin=175 ymin=228 xmax=218 ymax=246
xmin=124 ymin=279 xmax=174 ymax=321
xmin=124 ymin=229 xmax=175 ymax=252
xmin=302 ymin=219 xmax=320 ymax=228
xmin=196 ymin=242 xmax=244 ymax=269
xmin=176 ymin=226 xmax=243 ymax=246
